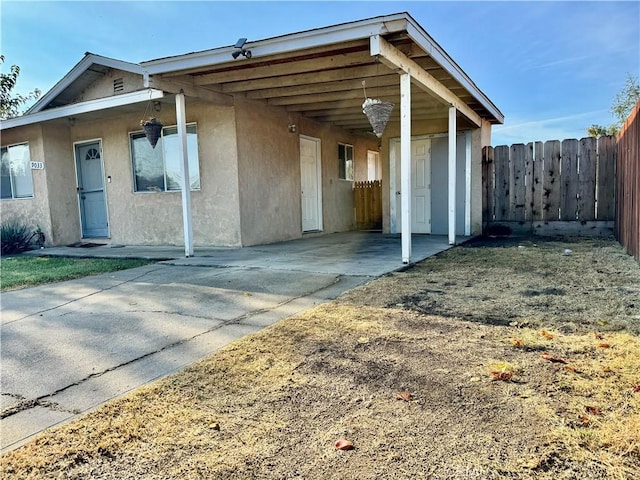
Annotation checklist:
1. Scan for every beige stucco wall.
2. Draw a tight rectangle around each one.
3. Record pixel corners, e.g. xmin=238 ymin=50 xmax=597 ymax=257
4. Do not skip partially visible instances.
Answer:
xmin=298 ymin=116 xmax=380 ymax=235
xmin=72 ymin=69 xmax=144 ymax=103
xmin=65 ymin=98 xmax=242 ymax=246
xmin=0 ymin=124 xmax=54 ymax=243
xmin=41 ymin=123 xmax=78 ymax=245
xmin=234 ymin=100 xmax=379 ymax=246
xmin=234 ymin=99 xmax=301 ymax=246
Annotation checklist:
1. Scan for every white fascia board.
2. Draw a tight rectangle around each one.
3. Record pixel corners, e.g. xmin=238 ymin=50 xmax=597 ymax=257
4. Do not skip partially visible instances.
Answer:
xmin=2 ymin=89 xmax=164 ymax=130
xmin=404 ymin=20 xmax=504 ymax=124
xmin=27 ymin=53 xmax=145 ymax=114
xmin=142 ymin=14 xmax=410 ymax=75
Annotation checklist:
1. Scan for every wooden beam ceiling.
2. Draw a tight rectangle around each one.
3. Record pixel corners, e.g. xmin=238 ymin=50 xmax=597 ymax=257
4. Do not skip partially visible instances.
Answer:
xmin=153 ymin=34 xmax=496 ymax=134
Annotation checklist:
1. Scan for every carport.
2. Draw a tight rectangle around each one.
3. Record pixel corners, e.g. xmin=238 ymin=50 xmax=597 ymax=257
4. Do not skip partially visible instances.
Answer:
xmin=140 ymin=12 xmax=503 ymax=262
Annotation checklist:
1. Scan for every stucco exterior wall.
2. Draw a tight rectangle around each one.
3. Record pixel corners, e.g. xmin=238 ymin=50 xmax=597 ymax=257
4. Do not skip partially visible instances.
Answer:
xmin=298 ymin=117 xmax=380 ymax=235
xmin=72 ymin=69 xmax=144 ymax=104
xmin=0 ymin=124 xmax=53 ymax=243
xmin=234 ymin=99 xmax=301 ymax=246
xmin=66 ymin=98 xmax=241 ymax=246
xmin=234 ymin=100 xmax=379 ymax=246
xmin=41 ymin=122 xmax=78 ymax=245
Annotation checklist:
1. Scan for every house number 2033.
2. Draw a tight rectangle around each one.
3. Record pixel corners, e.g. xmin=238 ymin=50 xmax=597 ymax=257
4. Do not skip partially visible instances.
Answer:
xmin=30 ymin=161 xmax=45 ymax=170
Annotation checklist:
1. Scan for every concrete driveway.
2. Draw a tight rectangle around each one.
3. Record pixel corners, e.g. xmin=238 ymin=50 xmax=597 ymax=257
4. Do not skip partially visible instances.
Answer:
xmin=1 ymin=232 xmax=458 ymax=452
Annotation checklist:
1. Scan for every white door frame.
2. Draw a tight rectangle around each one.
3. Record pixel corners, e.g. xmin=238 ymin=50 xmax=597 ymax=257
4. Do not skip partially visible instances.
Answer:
xmin=299 ymin=134 xmax=323 ymax=232
xmin=73 ymin=138 xmax=109 ymax=238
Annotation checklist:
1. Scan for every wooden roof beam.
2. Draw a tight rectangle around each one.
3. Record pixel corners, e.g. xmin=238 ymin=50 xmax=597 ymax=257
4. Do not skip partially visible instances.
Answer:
xmin=370 ymin=35 xmax=482 ymax=127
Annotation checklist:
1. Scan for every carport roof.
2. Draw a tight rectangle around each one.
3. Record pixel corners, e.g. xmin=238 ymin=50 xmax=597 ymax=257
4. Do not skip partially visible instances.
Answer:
xmin=141 ymin=12 xmax=503 ymax=132
xmin=1 ymin=12 xmax=503 ymax=133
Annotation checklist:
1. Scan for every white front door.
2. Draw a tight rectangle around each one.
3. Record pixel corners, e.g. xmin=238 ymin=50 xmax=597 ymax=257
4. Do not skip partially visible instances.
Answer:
xmin=300 ymin=136 xmax=322 ymax=232
xmin=392 ymin=138 xmax=431 ymax=233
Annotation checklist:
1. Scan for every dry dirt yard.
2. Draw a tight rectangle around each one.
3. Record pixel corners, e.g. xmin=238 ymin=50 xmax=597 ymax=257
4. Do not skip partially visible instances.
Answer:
xmin=2 ymin=236 xmax=639 ymax=479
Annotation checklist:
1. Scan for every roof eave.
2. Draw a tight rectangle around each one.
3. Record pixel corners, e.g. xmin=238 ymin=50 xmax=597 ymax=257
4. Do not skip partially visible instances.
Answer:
xmin=2 ymin=88 xmax=164 ymax=131
xmin=141 ymin=13 xmax=410 ymax=75
xmin=26 ymin=53 xmax=145 ymax=114
xmin=403 ymin=18 xmax=504 ymax=124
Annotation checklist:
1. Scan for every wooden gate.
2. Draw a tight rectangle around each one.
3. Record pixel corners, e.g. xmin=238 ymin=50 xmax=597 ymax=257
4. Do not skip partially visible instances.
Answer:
xmin=483 ymin=136 xmax=616 ymax=236
xmin=354 ymin=180 xmax=382 ymax=230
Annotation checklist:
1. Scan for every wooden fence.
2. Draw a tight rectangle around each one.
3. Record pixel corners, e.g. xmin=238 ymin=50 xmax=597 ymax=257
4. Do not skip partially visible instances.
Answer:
xmin=353 ymin=180 xmax=382 ymax=230
xmin=616 ymin=100 xmax=640 ymax=261
xmin=482 ymin=136 xmax=617 ymax=236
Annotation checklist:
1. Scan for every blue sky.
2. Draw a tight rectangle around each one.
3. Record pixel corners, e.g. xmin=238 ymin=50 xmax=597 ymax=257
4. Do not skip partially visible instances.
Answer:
xmin=1 ymin=1 xmax=638 ymax=146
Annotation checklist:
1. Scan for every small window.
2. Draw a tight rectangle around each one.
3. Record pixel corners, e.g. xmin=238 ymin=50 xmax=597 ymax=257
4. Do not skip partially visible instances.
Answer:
xmin=338 ymin=143 xmax=354 ymax=181
xmin=130 ymin=124 xmax=200 ymax=192
xmin=1 ymin=143 xmax=34 ymax=199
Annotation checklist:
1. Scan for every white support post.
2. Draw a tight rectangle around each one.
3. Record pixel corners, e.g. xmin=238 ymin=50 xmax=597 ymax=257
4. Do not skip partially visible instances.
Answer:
xmin=464 ymin=130 xmax=472 ymax=236
xmin=400 ymin=72 xmax=412 ymax=263
xmin=176 ymin=92 xmax=194 ymax=257
xmin=448 ymin=106 xmax=457 ymax=245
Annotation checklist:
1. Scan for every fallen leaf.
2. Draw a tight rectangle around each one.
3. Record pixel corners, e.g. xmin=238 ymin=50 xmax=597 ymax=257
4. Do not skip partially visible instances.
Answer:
xmin=585 ymin=406 xmax=601 ymax=416
xmin=579 ymin=415 xmax=590 ymax=425
xmin=632 ymin=384 xmax=640 ymax=393
xmin=491 ymin=370 xmax=514 ymax=382
xmin=541 ymin=330 xmax=554 ymax=340
xmin=540 ymin=352 xmax=567 ymax=364
xmin=334 ymin=438 xmax=354 ymax=450
xmin=564 ymin=365 xmax=578 ymax=373
xmin=395 ymin=391 xmax=413 ymax=401
xmin=597 ymin=343 xmax=611 ymax=348
xmin=511 ymin=338 xmax=524 ymax=347
xmin=594 ymin=332 xmax=604 ymax=340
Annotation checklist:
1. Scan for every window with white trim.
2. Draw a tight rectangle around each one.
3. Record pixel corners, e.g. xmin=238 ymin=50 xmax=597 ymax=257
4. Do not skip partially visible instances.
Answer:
xmin=1 ymin=143 xmax=34 ymax=199
xmin=130 ymin=123 xmax=200 ymax=192
xmin=338 ymin=143 xmax=354 ymax=181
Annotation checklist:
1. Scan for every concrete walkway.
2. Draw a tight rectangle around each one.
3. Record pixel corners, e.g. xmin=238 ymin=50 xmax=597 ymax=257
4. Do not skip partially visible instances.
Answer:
xmin=1 ymin=232 xmax=460 ymax=452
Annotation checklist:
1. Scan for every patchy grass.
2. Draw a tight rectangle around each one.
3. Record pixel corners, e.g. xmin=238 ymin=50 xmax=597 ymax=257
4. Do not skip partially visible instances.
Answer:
xmin=1 ymin=236 xmax=639 ymax=479
xmin=0 ymin=256 xmax=152 ymax=291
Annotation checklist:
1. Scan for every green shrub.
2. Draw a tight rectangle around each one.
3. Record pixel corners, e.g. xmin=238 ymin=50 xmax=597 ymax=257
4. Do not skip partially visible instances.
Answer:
xmin=1 ymin=220 xmax=34 ymax=255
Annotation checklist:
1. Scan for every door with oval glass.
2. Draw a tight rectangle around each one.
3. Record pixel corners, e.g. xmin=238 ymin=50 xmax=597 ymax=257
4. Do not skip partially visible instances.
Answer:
xmin=75 ymin=140 xmax=108 ymax=237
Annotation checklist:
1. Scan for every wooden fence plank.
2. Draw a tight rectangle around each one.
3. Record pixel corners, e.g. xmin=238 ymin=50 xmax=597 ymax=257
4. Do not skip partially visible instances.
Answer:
xmin=543 ymin=140 xmax=561 ymax=221
xmin=561 ymin=139 xmax=579 ymax=221
xmin=494 ymin=146 xmax=510 ymax=221
xmin=482 ymin=146 xmax=494 ymax=227
xmin=510 ymin=144 xmax=526 ymax=221
xmin=353 ymin=180 xmax=382 ymax=230
xmin=578 ymin=137 xmax=597 ymax=221
xmin=524 ymin=142 xmax=534 ymax=221
xmin=532 ymin=141 xmax=544 ymax=221
xmin=597 ymin=135 xmax=616 ymax=220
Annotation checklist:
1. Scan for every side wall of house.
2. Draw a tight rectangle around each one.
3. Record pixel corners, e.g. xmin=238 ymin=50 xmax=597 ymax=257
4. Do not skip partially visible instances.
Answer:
xmin=1 ymin=124 xmax=54 ymax=242
xmin=234 ymin=98 xmax=302 ymax=246
xmin=41 ymin=123 xmax=78 ymax=245
xmin=67 ymin=98 xmax=242 ymax=246
xmin=234 ymin=100 xmax=380 ymax=246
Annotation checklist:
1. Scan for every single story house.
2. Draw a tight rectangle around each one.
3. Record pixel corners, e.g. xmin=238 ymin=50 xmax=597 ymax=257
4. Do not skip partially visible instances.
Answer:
xmin=1 ymin=12 xmax=503 ymax=262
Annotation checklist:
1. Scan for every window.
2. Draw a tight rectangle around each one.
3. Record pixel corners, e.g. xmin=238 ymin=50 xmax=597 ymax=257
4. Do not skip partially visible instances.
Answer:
xmin=131 ymin=124 xmax=200 ymax=192
xmin=1 ymin=143 xmax=34 ymax=199
xmin=338 ymin=143 xmax=354 ymax=181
